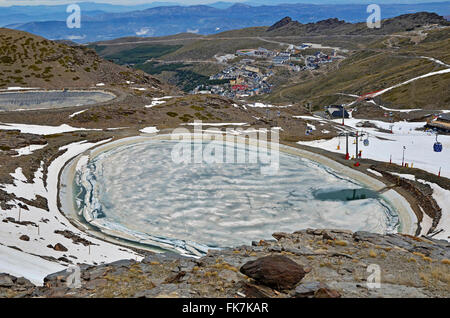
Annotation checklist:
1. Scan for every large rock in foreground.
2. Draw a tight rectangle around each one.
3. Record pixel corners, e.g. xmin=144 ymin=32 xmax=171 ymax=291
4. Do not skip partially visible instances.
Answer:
xmin=240 ymin=255 xmax=306 ymax=290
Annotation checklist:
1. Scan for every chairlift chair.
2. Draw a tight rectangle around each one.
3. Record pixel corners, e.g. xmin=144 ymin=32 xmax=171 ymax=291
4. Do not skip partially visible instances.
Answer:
xmin=434 ymin=134 xmax=443 ymax=153
xmin=363 ymin=133 xmax=370 ymax=147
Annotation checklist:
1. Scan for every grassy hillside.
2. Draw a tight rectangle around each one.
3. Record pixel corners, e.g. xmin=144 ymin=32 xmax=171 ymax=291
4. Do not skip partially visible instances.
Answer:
xmin=135 ymin=62 xmax=228 ymax=92
xmin=381 ymin=72 xmax=450 ymax=109
xmin=0 ymin=28 xmax=164 ymax=90
xmin=378 ymin=28 xmax=450 ymax=109
xmin=398 ymin=28 xmax=450 ymax=65
xmin=89 ymin=33 xmax=205 ymax=57
xmin=261 ymin=27 xmax=450 ymax=110
xmin=101 ymin=44 xmax=183 ymax=65
xmin=163 ymin=38 xmax=279 ymax=61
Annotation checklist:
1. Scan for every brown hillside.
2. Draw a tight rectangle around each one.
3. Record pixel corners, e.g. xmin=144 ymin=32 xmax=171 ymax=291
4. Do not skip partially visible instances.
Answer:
xmin=0 ymin=28 xmax=165 ymax=90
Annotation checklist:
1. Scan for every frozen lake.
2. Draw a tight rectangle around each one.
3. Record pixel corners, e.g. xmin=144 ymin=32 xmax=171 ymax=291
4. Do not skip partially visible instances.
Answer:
xmin=74 ymin=139 xmax=399 ymax=255
xmin=0 ymin=90 xmax=115 ymax=111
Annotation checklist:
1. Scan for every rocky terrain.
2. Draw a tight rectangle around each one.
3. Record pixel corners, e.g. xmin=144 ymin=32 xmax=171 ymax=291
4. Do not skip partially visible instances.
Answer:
xmin=265 ymin=12 xmax=450 ymax=36
xmin=0 ymin=93 xmax=338 ymax=140
xmin=0 ymin=130 xmax=47 ymax=157
xmin=0 ymin=229 xmax=448 ymax=298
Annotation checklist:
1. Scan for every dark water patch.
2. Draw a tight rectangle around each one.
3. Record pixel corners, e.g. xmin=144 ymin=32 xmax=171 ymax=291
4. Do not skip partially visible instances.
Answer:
xmin=313 ymin=188 xmax=380 ymax=202
xmin=0 ymin=90 xmax=115 ymax=111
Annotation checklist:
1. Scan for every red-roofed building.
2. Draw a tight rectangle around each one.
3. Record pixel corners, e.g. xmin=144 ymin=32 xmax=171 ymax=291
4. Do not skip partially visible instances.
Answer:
xmin=232 ymin=85 xmax=248 ymax=91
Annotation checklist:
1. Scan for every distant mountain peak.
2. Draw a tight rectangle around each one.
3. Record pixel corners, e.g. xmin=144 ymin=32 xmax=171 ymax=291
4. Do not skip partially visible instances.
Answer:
xmin=229 ymin=3 xmax=252 ymax=9
xmin=265 ymin=11 xmax=449 ymax=36
xmin=266 ymin=16 xmax=350 ymax=33
xmin=267 ymin=17 xmax=294 ymax=32
xmin=385 ymin=11 xmax=450 ymax=26
xmin=312 ymin=18 xmax=348 ymax=26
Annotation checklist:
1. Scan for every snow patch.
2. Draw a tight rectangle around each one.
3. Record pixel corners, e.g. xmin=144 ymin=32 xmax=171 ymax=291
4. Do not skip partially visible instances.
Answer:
xmin=246 ymin=103 xmax=292 ymax=108
xmin=145 ymin=100 xmax=166 ymax=108
xmin=4 ymin=87 xmax=39 ymax=91
xmin=12 ymin=144 xmax=47 ymax=157
xmin=0 ymin=123 xmax=96 ymax=135
xmin=140 ymin=127 xmax=159 ymax=134
xmin=0 ymin=245 xmax=64 ymax=286
xmin=182 ymin=123 xmax=248 ymax=127
xmin=69 ymin=109 xmax=87 ymax=118
xmin=367 ymin=169 xmax=383 ymax=177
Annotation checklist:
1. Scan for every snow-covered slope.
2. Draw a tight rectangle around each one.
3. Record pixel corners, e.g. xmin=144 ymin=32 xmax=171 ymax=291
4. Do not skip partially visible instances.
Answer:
xmin=0 ymin=139 xmax=142 ymax=285
xmin=299 ymin=119 xmax=450 ymax=178
xmin=298 ymin=119 xmax=450 ymax=241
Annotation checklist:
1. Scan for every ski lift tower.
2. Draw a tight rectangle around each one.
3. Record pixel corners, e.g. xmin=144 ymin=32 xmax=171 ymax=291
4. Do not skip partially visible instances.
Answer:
xmin=402 ymin=146 xmax=406 ymax=167
xmin=344 ymin=132 xmax=350 ymax=160
xmin=305 ymin=101 xmax=312 ymax=113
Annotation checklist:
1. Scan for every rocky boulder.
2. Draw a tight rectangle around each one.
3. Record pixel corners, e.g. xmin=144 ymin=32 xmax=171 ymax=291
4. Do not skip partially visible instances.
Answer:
xmin=0 ymin=273 xmax=34 ymax=289
xmin=314 ymin=287 xmax=341 ymax=298
xmin=240 ymin=255 xmax=306 ymax=290
xmin=53 ymin=243 xmax=68 ymax=252
xmin=0 ymin=274 xmax=15 ymax=288
xmin=293 ymin=282 xmax=327 ymax=298
xmin=293 ymin=281 xmax=341 ymax=298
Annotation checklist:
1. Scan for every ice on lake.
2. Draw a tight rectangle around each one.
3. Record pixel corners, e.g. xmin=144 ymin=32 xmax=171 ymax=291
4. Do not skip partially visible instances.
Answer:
xmin=76 ymin=140 xmax=399 ymax=251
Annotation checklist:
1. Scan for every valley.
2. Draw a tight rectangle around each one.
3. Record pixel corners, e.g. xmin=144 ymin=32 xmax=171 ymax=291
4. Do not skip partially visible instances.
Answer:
xmin=89 ymin=13 xmax=450 ymax=111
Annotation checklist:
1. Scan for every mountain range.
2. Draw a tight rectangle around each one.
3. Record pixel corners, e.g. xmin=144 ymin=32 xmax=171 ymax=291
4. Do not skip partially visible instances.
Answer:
xmin=3 ymin=2 xmax=450 ymax=43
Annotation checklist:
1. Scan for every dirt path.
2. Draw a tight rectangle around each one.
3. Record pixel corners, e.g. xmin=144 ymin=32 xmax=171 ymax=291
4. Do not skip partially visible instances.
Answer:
xmin=96 ymin=34 xmax=387 ymax=47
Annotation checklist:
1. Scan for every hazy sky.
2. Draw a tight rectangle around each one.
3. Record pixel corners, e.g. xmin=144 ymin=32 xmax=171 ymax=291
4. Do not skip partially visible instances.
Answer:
xmin=0 ymin=0 xmax=448 ymax=6
xmin=3 ymin=0 xmax=216 ymax=5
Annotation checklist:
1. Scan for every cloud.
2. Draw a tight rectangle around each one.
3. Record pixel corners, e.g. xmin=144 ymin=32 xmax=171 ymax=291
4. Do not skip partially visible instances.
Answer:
xmin=67 ymin=34 xmax=86 ymax=40
xmin=135 ymin=27 xmax=153 ymax=36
